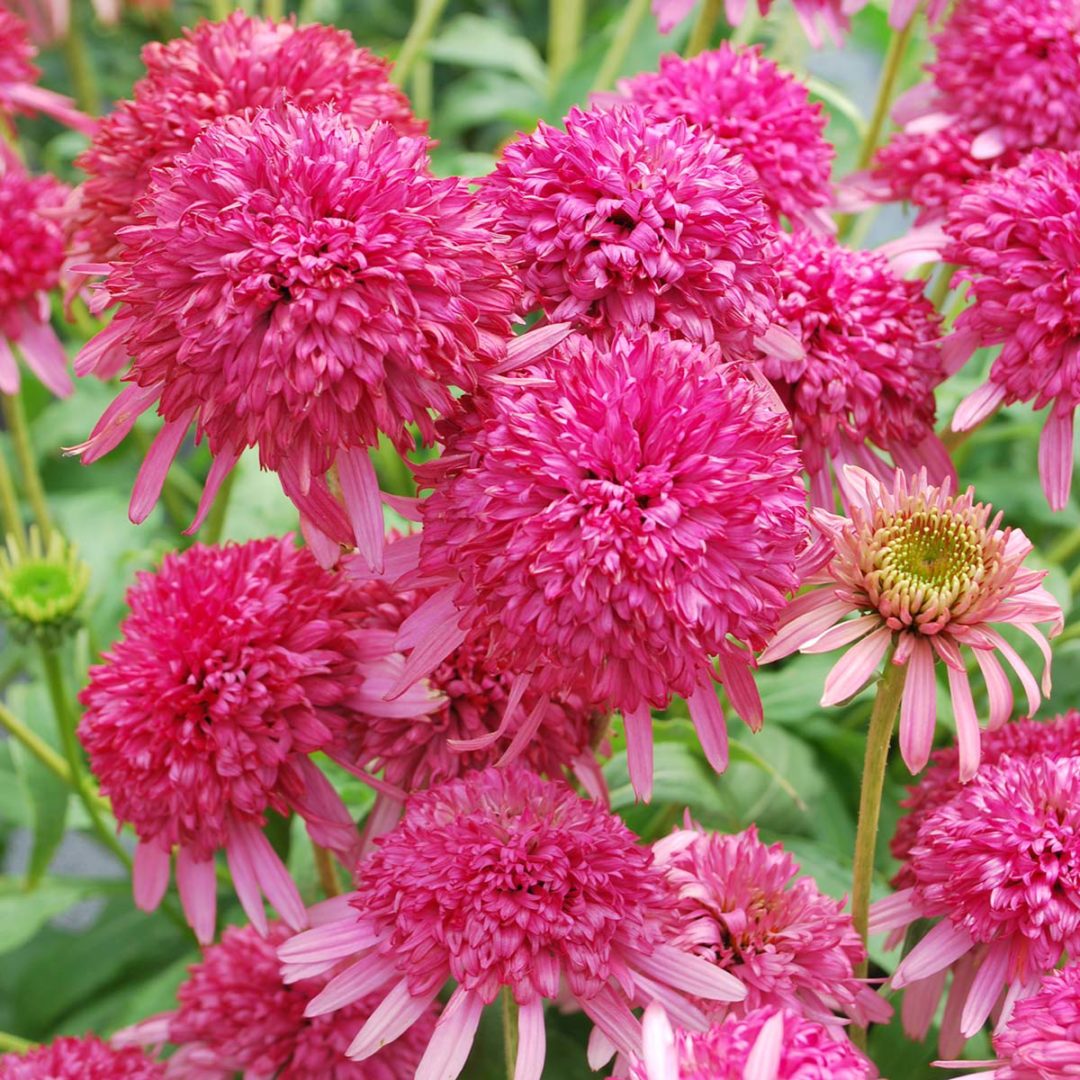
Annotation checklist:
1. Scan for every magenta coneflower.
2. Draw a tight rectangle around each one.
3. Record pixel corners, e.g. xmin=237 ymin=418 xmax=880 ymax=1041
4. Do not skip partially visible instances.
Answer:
xmin=760 ymin=468 xmax=1062 ymax=779
xmin=654 ymin=824 xmax=889 ymax=1026
xmin=871 ymin=754 xmax=1080 ymax=1055
xmin=944 ymin=150 xmax=1080 ymax=510
xmin=614 ymin=46 xmax=834 ymax=233
xmin=70 ymin=11 xmax=422 ymax=264
xmin=0 ymin=166 xmax=72 ymax=397
xmin=891 ymin=711 xmax=1080 ymax=891
xmin=410 ymin=329 xmax=809 ymax=800
xmin=279 ymin=767 xmax=745 ymax=1080
xmin=73 ymin=103 xmax=518 ymax=566
xmin=0 ymin=1036 xmax=162 ymax=1079
xmin=77 ymin=538 xmax=374 ymax=942
xmin=117 ymin=923 xmax=437 ymax=1079
xmin=763 ymin=231 xmax=948 ymax=506
xmin=477 ymin=105 xmax=788 ymax=360
xmin=627 ymin=1002 xmax=876 ymax=1080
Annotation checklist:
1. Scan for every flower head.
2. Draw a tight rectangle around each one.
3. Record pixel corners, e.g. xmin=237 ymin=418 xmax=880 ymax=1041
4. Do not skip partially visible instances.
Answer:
xmin=654 ymin=824 xmax=889 ymax=1026
xmin=614 ymin=46 xmax=834 ymax=232
xmin=0 ymin=166 xmax=73 ymax=397
xmin=412 ymin=329 xmax=809 ymax=799
xmin=871 ymin=754 xmax=1080 ymax=1055
xmin=944 ymin=150 xmax=1080 ymax=510
xmin=0 ymin=527 xmax=89 ymax=644
xmin=891 ymin=711 xmax=1080 ymax=890
xmin=71 ymin=11 xmax=422 ymax=264
xmin=78 ymin=538 xmax=369 ymax=941
xmin=762 ymin=232 xmax=947 ymax=505
xmin=74 ymin=103 xmax=517 ymax=564
xmin=627 ymin=1003 xmax=876 ymax=1080
xmin=118 ymin=923 xmax=437 ymax=1079
xmin=279 ymin=767 xmax=745 ymax=1079
xmin=761 ymin=468 xmax=1062 ymax=779
xmin=477 ymin=105 xmax=781 ymax=358
xmin=0 ymin=1036 xmax=162 ymax=1080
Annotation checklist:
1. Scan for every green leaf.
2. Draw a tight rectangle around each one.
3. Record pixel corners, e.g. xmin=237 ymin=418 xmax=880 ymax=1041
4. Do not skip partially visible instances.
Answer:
xmin=0 ymin=881 xmax=88 ymax=955
xmin=426 ymin=15 xmax=548 ymax=94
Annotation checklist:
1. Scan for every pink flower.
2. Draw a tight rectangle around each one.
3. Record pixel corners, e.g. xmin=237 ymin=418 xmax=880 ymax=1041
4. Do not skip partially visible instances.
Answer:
xmin=73 ymin=103 xmax=518 ymax=566
xmin=0 ymin=166 xmax=73 ymax=397
xmin=71 ymin=11 xmax=422 ymax=264
xmin=278 ymin=766 xmax=746 ymax=1080
xmin=651 ymin=0 xmax=697 ymax=33
xmin=0 ymin=1036 xmax=162 ymax=1079
xmin=944 ymin=150 xmax=1080 ymax=510
xmin=614 ymin=46 xmax=834 ymax=233
xmin=0 ymin=7 xmax=95 ymax=137
xmin=891 ymin=711 xmax=1080 ymax=891
xmin=77 ymin=538 xmax=371 ymax=942
xmin=654 ymin=824 xmax=890 ymax=1026
xmin=477 ymin=105 xmax=785 ymax=360
xmin=627 ymin=1002 xmax=876 ymax=1080
xmin=761 ymin=468 xmax=1062 ymax=779
xmin=117 ymin=923 xmax=438 ymax=1079
xmin=409 ymin=329 xmax=809 ymax=800
xmin=870 ymin=754 xmax=1080 ymax=1056
xmin=762 ymin=231 xmax=948 ymax=506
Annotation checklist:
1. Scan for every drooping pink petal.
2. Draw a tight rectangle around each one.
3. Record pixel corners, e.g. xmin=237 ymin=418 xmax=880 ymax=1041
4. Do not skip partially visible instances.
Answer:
xmin=514 ymin=998 xmax=547 ymax=1080
xmin=132 ymin=839 xmax=170 ymax=913
xmin=624 ymin=702 xmax=655 ymax=803
xmin=892 ymin=921 xmax=975 ymax=988
xmin=175 ymin=846 xmax=217 ymax=945
xmin=414 ymin=985 xmax=484 ymax=1080
xmin=820 ymin=626 xmax=892 ymax=706
xmin=899 ymin=637 xmax=936 ymax=774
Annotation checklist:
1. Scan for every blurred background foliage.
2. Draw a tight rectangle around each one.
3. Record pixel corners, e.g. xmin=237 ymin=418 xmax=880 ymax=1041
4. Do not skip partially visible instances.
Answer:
xmin=1 ymin=0 xmax=1074 ymax=1075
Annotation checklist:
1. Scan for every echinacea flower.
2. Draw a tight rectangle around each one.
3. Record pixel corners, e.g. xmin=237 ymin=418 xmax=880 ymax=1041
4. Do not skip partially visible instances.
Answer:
xmin=73 ymin=103 xmax=518 ymax=567
xmin=77 ymin=538 xmax=374 ymax=942
xmin=935 ymin=962 xmax=1080 ymax=1078
xmin=760 ymin=468 xmax=1062 ymax=779
xmin=762 ymin=232 xmax=948 ymax=505
xmin=0 ymin=7 xmax=94 ymax=137
xmin=0 ymin=166 xmax=73 ymax=397
xmin=476 ymin=104 xmax=789 ymax=360
xmin=613 ymin=46 xmax=834 ymax=233
xmin=627 ymin=1002 xmax=876 ymax=1080
xmin=654 ymin=824 xmax=889 ymax=1026
xmin=116 ymin=923 xmax=438 ymax=1079
xmin=278 ymin=767 xmax=746 ymax=1080
xmin=891 ymin=711 xmax=1080 ymax=891
xmin=70 ymin=11 xmax=423 ymax=264
xmin=944 ymin=150 xmax=1080 ymax=510
xmin=870 ymin=754 xmax=1080 ymax=1055
xmin=0 ymin=1036 xmax=163 ymax=1079
xmin=409 ymin=329 xmax=809 ymax=800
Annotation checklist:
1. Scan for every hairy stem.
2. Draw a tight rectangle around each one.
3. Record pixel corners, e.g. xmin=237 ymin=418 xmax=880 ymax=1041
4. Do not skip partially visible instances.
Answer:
xmin=0 ymin=701 xmax=72 ymax=784
xmin=395 ymin=0 xmax=450 ymax=87
xmin=313 ymin=842 xmax=342 ymax=898
xmin=0 ymin=442 xmax=26 ymax=554
xmin=501 ymin=988 xmax=519 ymax=1080
xmin=686 ymin=0 xmax=724 ymax=55
xmin=1 ymin=390 xmax=52 ymax=541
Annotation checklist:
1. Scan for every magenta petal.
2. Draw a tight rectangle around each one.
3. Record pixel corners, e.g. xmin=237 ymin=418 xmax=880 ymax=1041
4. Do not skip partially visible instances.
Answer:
xmin=902 ymin=966 xmax=948 ymax=1040
xmin=71 ymin=381 xmax=161 ymax=464
xmin=16 ymin=318 xmax=73 ymax=398
xmin=185 ymin=444 xmax=241 ymax=535
xmin=687 ymin=679 xmax=728 ymax=774
xmin=132 ymin=840 xmax=170 ymax=913
xmin=960 ymin=942 xmax=1009 ymax=1037
xmin=820 ymin=626 xmax=892 ymax=706
xmin=718 ymin=654 xmax=762 ymax=732
xmin=129 ymin=412 xmax=193 ymax=524
xmin=497 ymin=693 xmax=549 ymax=767
xmin=176 ymin=846 xmax=217 ymax=945
xmin=278 ymin=916 xmax=383 ymax=967
xmin=337 ymin=446 xmax=386 ymax=573
xmin=759 ymin=593 xmax=850 ymax=663
xmin=624 ymin=702 xmax=655 ymax=803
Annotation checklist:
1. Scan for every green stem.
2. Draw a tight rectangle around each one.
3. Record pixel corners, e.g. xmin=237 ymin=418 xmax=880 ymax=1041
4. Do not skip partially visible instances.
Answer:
xmin=1048 ymin=523 xmax=1080 ymax=566
xmin=592 ymin=0 xmax=651 ymax=91
xmin=1069 ymin=561 xmax=1080 ymax=597
xmin=1 ymin=391 xmax=53 ymax=541
xmin=209 ymin=0 xmax=231 ymax=19
xmin=0 ymin=701 xmax=72 ymax=784
xmin=39 ymin=644 xmax=132 ymax=871
xmin=729 ymin=3 xmax=762 ymax=46
xmin=850 ymin=652 xmax=906 ymax=1046
xmin=928 ymin=263 xmax=956 ymax=312
xmin=60 ymin=15 xmax=99 ymax=116
xmin=0 ymin=1032 xmax=33 ymax=1054
xmin=501 ymin=988 xmax=518 ymax=1080
xmin=411 ymin=57 xmax=434 ymax=120
xmin=686 ymin=0 xmax=723 ymax=55
xmin=856 ymin=17 xmax=915 ymax=171
xmin=262 ymin=0 xmax=284 ymax=20
xmin=548 ymin=0 xmax=585 ymax=95
xmin=202 ymin=465 xmax=237 ymax=546
xmin=394 ymin=0 xmax=451 ymax=87
xmin=313 ymin=841 xmax=342 ymax=898
xmin=0 ymin=443 xmax=26 ymax=555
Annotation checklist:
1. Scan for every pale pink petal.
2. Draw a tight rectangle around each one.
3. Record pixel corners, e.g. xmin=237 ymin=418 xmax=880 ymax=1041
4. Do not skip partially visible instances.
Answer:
xmin=414 ymin=985 xmax=484 ymax=1080
xmin=973 ymin=648 xmax=1013 ymax=730
xmin=899 ymin=637 xmax=936 ymax=774
xmin=745 ymin=1009 xmax=785 ymax=1080
xmin=892 ymin=920 xmax=975 ymax=988
xmin=587 ymin=1027 xmax=617 ymax=1071
xmin=754 ymin=323 xmax=805 ymax=362
xmin=69 ymin=381 xmax=161 ymax=463
xmin=982 ymin=628 xmax=1040 ymax=716
xmin=387 ymin=608 xmax=468 ymax=700
xmin=939 ymin=951 xmax=980 ymax=1059
xmin=1011 ymin=622 xmax=1054 ymax=696
xmin=970 ymin=126 xmax=1008 ymax=160
xmin=624 ymin=702 xmax=655 ymax=802
xmin=651 ymin=0 xmax=697 ymax=33
xmin=960 ymin=941 xmax=1009 ymax=1037
xmin=717 ymin=653 xmax=762 ymax=732
xmin=4 ymin=82 xmax=96 ymax=135
xmin=800 ymin=612 xmax=880 ymax=654
xmin=305 ymin=953 xmax=398 ymax=1016
xmin=239 ymin=819 xmax=308 ymax=932
xmin=725 ymin=0 xmax=749 ymax=24
xmin=492 ymin=322 xmax=573 ymax=374
xmin=641 ymin=1003 xmax=677 ymax=1080
xmin=278 ymin=916 xmax=384 ymax=967
xmin=868 ymin=887 xmax=920 ymax=934
xmin=953 ymin=382 xmax=1007 ymax=432
xmin=449 ymin=671 xmax=531 ymax=752
xmin=758 ymin=593 xmax=851 ymax=662
xmin=633 ymin=943 xmax=746 ymax=1003
xmin=185 ymin=444 xmax=241 ymax=535
xmin=16 ymin=318 xmax=73 ymax=398
xmin=337 ymin=446 xmax=386 ymax=573
xmin=630 ymin=973 xmax=708 ymax=1032
xmin=132 ymin=840 xmax=171 ymax=913
xmin=514 ymin=998 xmax=547 ymax=1080
xmin=946 ymin=663 xmax=981 ymax=781
xmin=579 ymin=985 xmax=642 ymax=1061
xmin=176 ymin=846 xmax=217 ymax=945
xmin=348 ymin=980 xmax=442 ymax=1061
xmin=1038 ymin=406 xmax=1075 ymax=511
xmin=902 ymin=965 xmax=948 ymax=1040
xmin=820 ymin=626 xmax=892 ymax=706
xmin=686 ymin=679 xmax=728 ymax=774
xmin=889 ymin=0 xmax=923 ymax=31
xmin=941 ymin=328 xmax=980 ymax=377
xmin=497 ymin=693 xmax=550 ymax=766
xmin=129 ymin=412 xmax=194 ymax=524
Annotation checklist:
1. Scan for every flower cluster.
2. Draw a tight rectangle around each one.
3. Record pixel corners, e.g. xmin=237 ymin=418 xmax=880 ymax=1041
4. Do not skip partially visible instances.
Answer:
xmin=0 ymin=1036 xmax=163 ymax=1079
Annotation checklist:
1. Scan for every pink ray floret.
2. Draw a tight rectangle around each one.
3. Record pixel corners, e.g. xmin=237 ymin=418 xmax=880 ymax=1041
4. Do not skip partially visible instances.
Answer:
xmin=870 ymin=754 xmax=1080 ymax=1057
xmin=77 ymin=538 xmax=377 ymax=942
xmin=0 ymin=1035 xmax=163 ymax=1079
xmin=654 ymin=823 xmax=890 ymax=1027
xmin=278 ymin=766 xmax=746 ymax=1080
xmin=761 ymin=467 xmax=1062 ymax=780
xmin=411 ymin=329 xmax=809 ymax=800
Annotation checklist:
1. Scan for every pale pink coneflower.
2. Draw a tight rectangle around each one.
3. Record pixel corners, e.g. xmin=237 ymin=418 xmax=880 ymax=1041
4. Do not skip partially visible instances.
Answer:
xmin=627 ymin=1001 xmax=876 ymax=1079
xmin=70 ymin=11 xmax=422 ymax=265
xmin=115 ymin=923 xmax=437 ymax=1079
xmin=654 ymin=823 xmax=890 ymax=1027
xmin=943 ymin=150 xmax=1080 ymax=511
xmin=406 ymin=329 xmax=809 ymax=801
xmin=651 ymin=0 xmax=854 ymax=47
xmin=613 ymin=45 xmax=834 ymax=233
xmin=870 ymin=754 xmax=1080 ymax=1056
xmin=0 ymin=1036 xmax=163 ymax=1079
xmin=760 ymin=467 xmax=1062 ymax=779
xmin=762 ymin=231 xmax=950 ymax=506
xmin=76 ymin=538 xmax=385 ymax=943
xmin=72 ymin=103 xmax=518 ymax=569
xmin=278 ymin=766 xmax=747 ymax=1080
xmin=0 ymin=166 xmax=73 ymax=397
